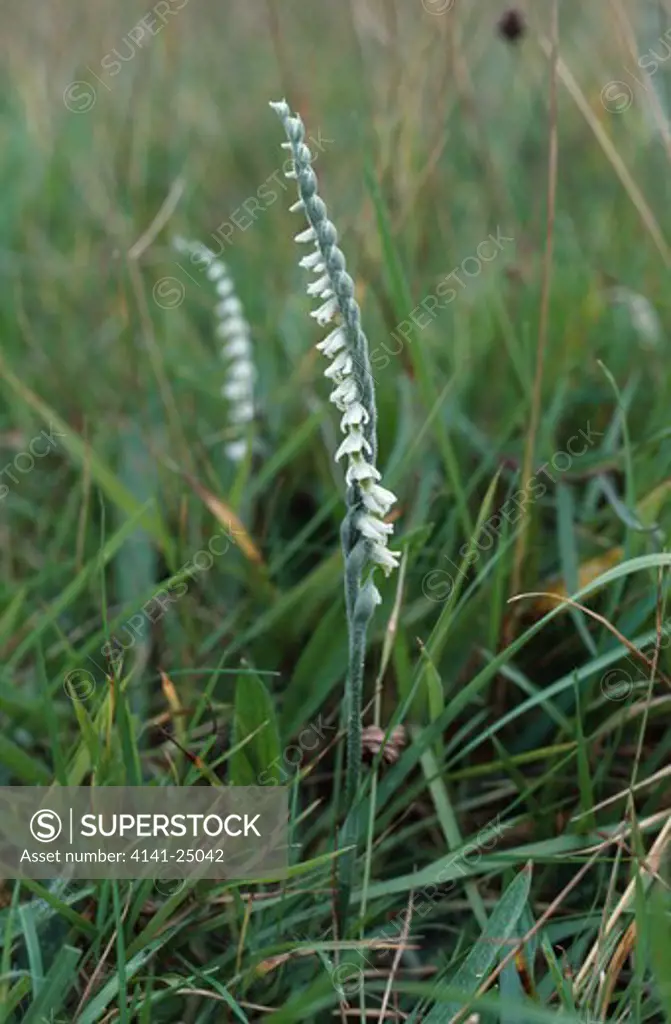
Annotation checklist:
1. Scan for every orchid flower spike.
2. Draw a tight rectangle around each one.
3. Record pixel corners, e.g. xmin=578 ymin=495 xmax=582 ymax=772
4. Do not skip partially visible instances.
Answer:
xmin=270 ymin=99 xmax=400 ymax=581
xmin=173 ymin=236 xmax=256 ymax=462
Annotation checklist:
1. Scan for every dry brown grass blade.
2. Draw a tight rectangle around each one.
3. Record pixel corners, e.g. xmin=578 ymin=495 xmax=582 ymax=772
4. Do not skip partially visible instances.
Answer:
xmin=574 ymin=812 xmax=671 ymax=992
xmin=449 ymin=816 xmax=659 ymax=1024
xmin=160 ymin=669 xmax=187 ymax=750
xmin=183 ymin=470 xmax=264 ymax=565
xmin=609 ymin=0 xmax=671 ymax=165
xmin=598 ymin=918 xmax=637 ymax=1015
xmin=522 ymin=546 xmax=624 ymax=617
xmin=160 ymin=670 xmax=181 ymax=714
xmin=236 ymin=892 xmax=254 ymax=976
xmin=379 ymin=890 xmax=414 ymax=1023
xmin=537 ymin=36 xmax=671 ymax=267
xmin=508 ymin=590 xmax=671 ymax=688
xmin=127 ymin=176 xmax=185 ymax=261
xmin=571 ymin=762 xmax=671 ymax=820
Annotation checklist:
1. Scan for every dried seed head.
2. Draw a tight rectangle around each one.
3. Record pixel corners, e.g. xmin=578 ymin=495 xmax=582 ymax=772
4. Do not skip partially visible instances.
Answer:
xmin=497 ymin=8 xmax=525 ymax=43
xmin=362 ymin=725 xmax=407 ymax=764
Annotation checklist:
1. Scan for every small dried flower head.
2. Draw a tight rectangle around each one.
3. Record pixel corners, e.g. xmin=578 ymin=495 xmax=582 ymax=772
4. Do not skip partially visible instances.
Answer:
xmin=497 ymin=8 xmax=525 ymax=43
xmin=361 ymin=725 xmax=407 ymax=764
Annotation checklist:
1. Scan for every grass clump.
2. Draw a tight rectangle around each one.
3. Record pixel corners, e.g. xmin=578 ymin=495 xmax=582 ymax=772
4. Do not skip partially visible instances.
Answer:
xmin=1 ymin=3 xmax=671 ymax=1022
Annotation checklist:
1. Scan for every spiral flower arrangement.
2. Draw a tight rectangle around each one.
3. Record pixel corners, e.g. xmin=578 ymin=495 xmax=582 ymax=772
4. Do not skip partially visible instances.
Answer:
xmin=173 ymin=236 xmax=255 ymax=462
xmin=271 ymin=99 xmax=402 ymax=927
xmin=269 ymin=100 xmax=399 ymax=583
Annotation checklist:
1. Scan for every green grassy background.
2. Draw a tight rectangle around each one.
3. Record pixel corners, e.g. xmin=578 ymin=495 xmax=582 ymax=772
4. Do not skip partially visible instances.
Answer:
xmin=1 ymin=0 xmax=671 ymax=1020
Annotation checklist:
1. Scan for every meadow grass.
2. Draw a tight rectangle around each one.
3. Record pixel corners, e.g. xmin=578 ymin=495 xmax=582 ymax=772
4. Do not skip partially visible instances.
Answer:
xmin=1 ymin=1 xmax=671 ymax=1020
